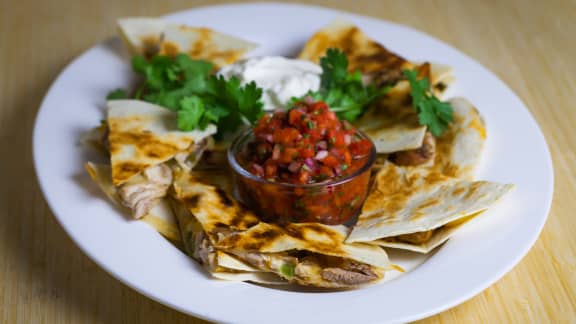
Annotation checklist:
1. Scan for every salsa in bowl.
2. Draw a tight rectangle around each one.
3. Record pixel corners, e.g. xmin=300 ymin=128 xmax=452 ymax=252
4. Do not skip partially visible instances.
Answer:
xmin=228 ymin=100 xmax=375 ymax=225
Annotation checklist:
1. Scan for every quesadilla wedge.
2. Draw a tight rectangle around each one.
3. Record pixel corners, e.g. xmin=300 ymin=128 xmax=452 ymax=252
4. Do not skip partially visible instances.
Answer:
xmin=84 ymin=162 xmax=181 ymax=244
xmin=299 ymin=18 xmax=413 ymax=86
xmin=117 ymin=17 xmax=257 ymax=66
xmin=170 ymin=171 xmax=392 ymax=287
xmin=298 ymin=19 xmax=454 ymax=92
xmin=299 ymin=19 xmax=454 ymax=154
xmin=346 ymin=163 xmax=514 ymax=249
xmin=84 ymin=100 xmax=215 ymax=220
xmin=107 ymin=99 xmax=216 ymax=186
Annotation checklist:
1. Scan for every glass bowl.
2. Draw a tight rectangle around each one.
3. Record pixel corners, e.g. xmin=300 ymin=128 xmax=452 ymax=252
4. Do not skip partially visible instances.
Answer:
xmin=227 ymin=128 xmax=376 ymax=225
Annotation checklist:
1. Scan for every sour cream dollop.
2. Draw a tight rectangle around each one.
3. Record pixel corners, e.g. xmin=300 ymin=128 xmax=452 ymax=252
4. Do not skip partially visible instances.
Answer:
xmin=218 ymin=56 xmax=321 ymax=110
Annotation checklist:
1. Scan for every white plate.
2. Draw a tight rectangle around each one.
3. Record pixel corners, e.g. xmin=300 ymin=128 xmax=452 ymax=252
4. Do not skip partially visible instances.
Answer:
xmin=33 ymin=3 xmax=553 ymax=323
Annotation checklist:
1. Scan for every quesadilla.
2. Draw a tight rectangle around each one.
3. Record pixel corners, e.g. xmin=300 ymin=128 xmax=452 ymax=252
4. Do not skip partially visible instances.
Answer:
xmin=299 ymin=18 xmax=413 ymax=86
xmin=117 ymin=17 xmax=257 ymax=66
xmin=107 ymin=99 xmax=216 ymax=186
xmin=298 ymin=19 xmax=454 ymax=91
xmin=346 ymin=162 xmax=514 ymax=252
xmin=170 ymin=171 xmax=392 ymax=288
xmin=85 ymin=100 xmax=215 ymax=220
xmin=299 ymin=19 xmax=454 ymax=154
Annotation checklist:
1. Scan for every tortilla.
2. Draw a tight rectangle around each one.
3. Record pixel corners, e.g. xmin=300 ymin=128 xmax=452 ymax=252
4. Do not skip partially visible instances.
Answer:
xmin=429 ymin=62 xmax=455 ymax=97
xmin=117 ymin=18 xmax=257 ymax=65
xmin=432 ymin=97 xmax=486 ymax=180
xmin=107 ymin=100 xmax=216 ymax=186
xmin=84 ymin=162 xmax=181 ymax=243
xmin=117 ymin=17 xmax=167 ymax=57
xmin=354 ymin=99 xmax=426 ymax=154
xmin=298 ymin=18 xmax=413 ymax=84
xmin=170 ymin=171 xmax=391 ymax=287
xmin=299 ymin=20 xmax=455 ymax=154
xmin=353 ymin=63 xmax=431 ymax=154
xmin=159 ymin=24 xmax=257 ymax=67
xmin=346 ymin=162 xmax=514 ymax=243
xmin=211 ymin=272 xmax=288 ymax=285
xmin=172 ymin=172 xmax=390 ymax=268
xmin=371 ymin=213 xmax=480 ymax=253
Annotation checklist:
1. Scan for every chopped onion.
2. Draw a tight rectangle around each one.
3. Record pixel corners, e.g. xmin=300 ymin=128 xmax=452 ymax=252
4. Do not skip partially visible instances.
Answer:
xmin=252 ymin=163 xmax=264 ymax=175
xmin=344 ymin=134 xmax=352 ymax=145
xmin=272 ymin=145 xmax=281 ymax=160
xmin=288 ymin=161 xmax=301 ymax=173
xmin=304 ymin=158 xmax=315 ymax=169
xmin=315 ymin=150 xmax=328 ymax=160
xmin=265 ymin=134 xmax=274 ymax=143
xmin=316 ymin=140 xmax=327 ymax=150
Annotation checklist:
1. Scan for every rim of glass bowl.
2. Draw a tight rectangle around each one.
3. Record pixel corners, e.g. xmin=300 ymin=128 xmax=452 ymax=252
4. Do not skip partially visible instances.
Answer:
xmin=227 ymin=127 xmax=376 ymax=189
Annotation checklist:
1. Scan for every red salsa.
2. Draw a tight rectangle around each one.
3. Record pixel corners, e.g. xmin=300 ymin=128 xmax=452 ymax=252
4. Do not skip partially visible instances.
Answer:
xmin=246 ymin=101 xmax=372 ymax=183
xmin=234 ymin=100 xmax=375 ymax=225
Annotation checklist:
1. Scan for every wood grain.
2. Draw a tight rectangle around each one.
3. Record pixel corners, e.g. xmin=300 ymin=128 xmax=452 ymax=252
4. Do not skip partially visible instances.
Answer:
xmin=0 ymin=0 xmax=574 ymax=323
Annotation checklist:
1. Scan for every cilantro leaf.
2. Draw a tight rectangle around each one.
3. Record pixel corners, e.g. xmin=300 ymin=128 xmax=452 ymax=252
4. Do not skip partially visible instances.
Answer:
xmin=106 ymin=89 xmax=128 ymax=100
xmin=110 ymin=54 xmax=264 ymax=135
xmin=320 ymin=48 xmax=349 ymax=89
xmin=403 ymin=69 xmax=453 ymax=136
xmin=178 ymin=96 xmax=205 ymax=131
xmin=292 ymin=48 xmax=389 ymax=122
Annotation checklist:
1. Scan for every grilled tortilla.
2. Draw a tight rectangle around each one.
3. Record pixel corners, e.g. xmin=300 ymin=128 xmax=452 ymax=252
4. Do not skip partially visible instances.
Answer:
xmin=299 ymin=19 xmax=453 ymax=154
xmin=117 ymin=17 xmax=257 ymax=66
xmin=346 ymin=163 xmax=514 ymax=247
xmin=432 ymin=97 xmax=486 ymax=180
xmin=372 ymin=213 xmax=480 ymax=253
xmin=170 ymin=171 xmax=391 ymax=287
xmin=160 ymin=24 xmax=257 ymax=67
xmin=107 ymin=100 xmax=216 ymax=186
xmin=117 ymin=17 xmax=167 ymax=58
xmin=299 ymin=18 xmax=413 ymax=85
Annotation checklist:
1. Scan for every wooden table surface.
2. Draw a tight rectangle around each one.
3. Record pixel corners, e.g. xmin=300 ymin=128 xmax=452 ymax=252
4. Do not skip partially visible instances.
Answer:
xmin=1 ymin=0 xmax=574 ymax=323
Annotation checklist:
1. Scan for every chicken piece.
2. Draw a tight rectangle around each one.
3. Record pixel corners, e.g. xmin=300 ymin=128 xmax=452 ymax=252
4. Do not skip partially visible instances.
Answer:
xmin=174 ymin=137 xmax=213 ymax=171
xmin=390 ymin=131 xmax=436 ymax=166
xmin=117 ymin=164 xmax=173 ymax=219
xmin=193 ymin=231 xmax=218 ymax=271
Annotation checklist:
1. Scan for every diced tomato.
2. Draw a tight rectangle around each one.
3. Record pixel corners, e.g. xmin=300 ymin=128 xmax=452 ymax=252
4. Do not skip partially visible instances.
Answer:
xmin=296 ymin=170 xmax=311 ymax=184
xmin=273 ymin=127 xmax=300 ymax=146
xmin=321 ymin=154 xmax=339 ymax=168
xmin=318 ymin=166 xmax=334 ymax=178
xmin=288 ymin=108 xmax=304 ymax=126
xmin=264 ymin=160 xmax=277 ymax=179
xmin=350 ymin=139 xmax=372 ymax=158
xmin=279 ymin=147 xmax=299 ymax=163
xmin=299 ymin=147 xmax=315 ymax=159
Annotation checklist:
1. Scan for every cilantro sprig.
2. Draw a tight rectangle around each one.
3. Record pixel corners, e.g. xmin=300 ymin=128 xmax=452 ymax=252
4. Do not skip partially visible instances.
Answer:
xmin=107 ymin=54 xmax=264 ymax=135
xmin=403 ymin=69 xmax=453 ymax=136
xmin=293 ymin=48 xmax=389 ymax=122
